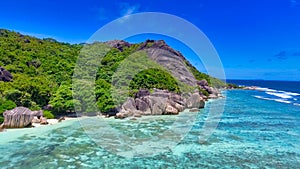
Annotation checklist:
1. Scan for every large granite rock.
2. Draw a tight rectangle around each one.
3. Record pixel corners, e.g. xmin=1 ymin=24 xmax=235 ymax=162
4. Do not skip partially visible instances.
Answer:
xmin=197 ymin=79 xmax=209 ymax=87
xmin=3 ymin=107 xmax=48 ymax=128
xmin=135 ymin=98 xmax=150 ymax=113
xmin=147 ymin=96 xmax=167 ymax=115
xmin=116 ymin=89 xmax=206 ymax=119
xmin=138 ymin=40 xmax=198 ymax=87
xmin=121 ymin=98 xmax=136 ymax=111
xmin=2 ymin=107 xmax=43 ymax=128
xmin=0 ymin=66 xmax=13 ymax=82
xmin=186 ymin=93 xmax=205 ymax=109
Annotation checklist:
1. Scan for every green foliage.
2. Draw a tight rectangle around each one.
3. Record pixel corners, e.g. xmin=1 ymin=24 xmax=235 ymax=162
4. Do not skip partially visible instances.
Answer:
xmin=129 ymin=68 xmax=180 ymax=94
xmin=0 ymin=99 xmax=16 ymax=113
xmin=0 ymin=29 xmax=80 ymax=114
xmin=43 ymin=110 xmax=55 ymax=119
xmin=49 ymin=84 xmax=80 ymax=114
xmin=199 ymin=88 xmax=209 ymax=97
xmin=95 ymin=79 xmax=116 ymax=113
xmin=185 ymin=62 xmax=211 ymax=84
xmin=210 ymin=77 xmax=226 ymax=88
xmin=227 ymin=83 xmax=242 ymax=89
xmin=0 ymin=99 xmax=16 ymax=123
xmin=185 ymin=61 xmax=226 ymax=88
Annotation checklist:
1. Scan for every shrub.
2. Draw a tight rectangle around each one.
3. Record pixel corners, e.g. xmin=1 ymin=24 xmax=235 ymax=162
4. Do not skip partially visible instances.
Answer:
xmin=43 ymin=110 xmax=55 ymax=119
xmin=0 ymin=99 xmax=16 ymax=114
xmin=199 ymin=88 xmax=209 ymax=97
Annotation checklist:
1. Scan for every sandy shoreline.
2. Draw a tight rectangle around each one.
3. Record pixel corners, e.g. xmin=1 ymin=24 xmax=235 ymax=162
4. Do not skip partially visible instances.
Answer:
xmin=31 ymin=117 xmax=79 ymax=128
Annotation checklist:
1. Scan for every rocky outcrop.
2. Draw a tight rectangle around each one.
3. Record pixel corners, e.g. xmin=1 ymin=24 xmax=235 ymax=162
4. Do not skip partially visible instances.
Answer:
xmin=197 ymin=79 xmax=222 ymax=98
xmin=2 ymin=107 xmax=46 ymax=128
xmin=105 ymin=40 xmax=131 ymax=51
xmin=105 ymin=39 xmax=222 ymax=101
xmin=134 ymin=89 xmax=150 ymax=98
xmin=139 ymin=40 xmax=198 ymax=87
xmin=101 ymin=40 xmax=223 ymax=119
xmin=3 ymin=107 xmax=35 ymax=128
xmin=0 ymin=66 xmax=13 ymax=82
xmin=186 ymin=93 xmax=205 ymax=109
xmin=115 ymin=89 xmax=206 ymax=119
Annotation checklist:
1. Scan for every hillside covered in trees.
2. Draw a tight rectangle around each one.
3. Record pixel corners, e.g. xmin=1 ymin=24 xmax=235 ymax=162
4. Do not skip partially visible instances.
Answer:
xmin=0 ymin=29 xmax=226 ymax=123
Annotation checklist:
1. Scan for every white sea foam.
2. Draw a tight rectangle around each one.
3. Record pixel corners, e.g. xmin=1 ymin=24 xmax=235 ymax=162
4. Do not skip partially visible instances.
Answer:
xmin=255 ymin=87 xmax=277 ymax=92
xmin=265 ymin=92 xmax=293 ymax=99
xmin=285 ymin=92 xmax=300 ymax=96
xmin=274 ymin=99 xmax=291 ymax=104
xmin=293 ymin=103 xmax=300 ymax=106
xmin=253 ymin=95 xmax=291 ymax=104
xmin=253 ymin=95 xmax=272 ymax=100
xmin=255 ymin=87 xmax=300 ymax=98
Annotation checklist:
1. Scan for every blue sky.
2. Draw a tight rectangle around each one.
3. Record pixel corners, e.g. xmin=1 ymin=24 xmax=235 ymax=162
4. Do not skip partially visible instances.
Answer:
xmin=1 ymin=0 xmax=300 ymax=80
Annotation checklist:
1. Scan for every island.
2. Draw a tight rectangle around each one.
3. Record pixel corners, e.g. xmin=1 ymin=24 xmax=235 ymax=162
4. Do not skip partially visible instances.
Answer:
xmin=0 ymin=29 xmax=231 ymax=129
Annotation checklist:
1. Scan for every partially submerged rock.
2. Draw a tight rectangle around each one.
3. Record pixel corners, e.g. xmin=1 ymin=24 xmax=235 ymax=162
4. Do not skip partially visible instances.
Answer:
xmin=189 ymin=108 xmax=200 ymax=112
xmin=165 ymin=103 xmax=179 ymax=115
xmin=186 ymin=93 xmax=205 ymax=109
xmin=58 ymin=117 xmax=65 ymax=122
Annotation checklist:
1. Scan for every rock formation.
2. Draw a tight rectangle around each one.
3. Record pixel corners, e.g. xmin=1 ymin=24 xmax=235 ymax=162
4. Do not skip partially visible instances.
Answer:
xmin=39 ymin=117 xmax=48 ymax=125
xmin=0 ymin=66 xmax=13 ymax=82
xmin=3 ymin=107 xmax=34 ymax=128
xmin=115 ymin=89 xmax=207 ymax=119
xmin=186 ymin=92 xmax=205 ymax=109
xmin=112 ymin=40 xmax=222 ymax=119
xmin=105 ymin=40 xmax=131 ymax=51
xmin=2 ymin=107 xmax=46 ymax=128
xmin=139 ymin=40 xmax=198 ymax=87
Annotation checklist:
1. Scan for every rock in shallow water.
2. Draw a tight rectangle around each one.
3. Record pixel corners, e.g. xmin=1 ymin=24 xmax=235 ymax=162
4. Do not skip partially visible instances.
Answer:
xmin=165 ymin=103 xmax=179 ymax=115
xmin=189 ymin=108 xmax=200 ymax=112
xmin=186 ymin=93 xmax=205 ymax=109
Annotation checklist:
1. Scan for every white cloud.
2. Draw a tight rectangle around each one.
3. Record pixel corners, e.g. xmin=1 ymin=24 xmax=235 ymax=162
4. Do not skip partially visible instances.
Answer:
xmin=118 ymin=3 xmax=140 ymax=23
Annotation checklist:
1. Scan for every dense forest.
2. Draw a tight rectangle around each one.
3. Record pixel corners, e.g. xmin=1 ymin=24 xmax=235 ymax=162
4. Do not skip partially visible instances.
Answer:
xmin=0 ymin=29 xmax=225 ymax=123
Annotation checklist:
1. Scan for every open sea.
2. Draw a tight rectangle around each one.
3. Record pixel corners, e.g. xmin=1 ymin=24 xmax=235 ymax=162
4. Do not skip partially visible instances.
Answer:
xmin=0 ymin=80 xmax=300 ymax=168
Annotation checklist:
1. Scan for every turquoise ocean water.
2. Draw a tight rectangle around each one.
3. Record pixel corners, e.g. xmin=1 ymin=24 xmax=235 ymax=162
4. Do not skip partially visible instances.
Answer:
xmin=0 ymin=81 xmax=300 ymax=168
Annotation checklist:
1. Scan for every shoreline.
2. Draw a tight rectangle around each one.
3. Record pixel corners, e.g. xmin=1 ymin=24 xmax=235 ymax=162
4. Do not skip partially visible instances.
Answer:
xmin=31 ymin=116 xmax=79 ymax=128
xmin=1 ymin=102 xmax=219 ymax=132
xmin=0 ymin=92 xmax=225 ymax=132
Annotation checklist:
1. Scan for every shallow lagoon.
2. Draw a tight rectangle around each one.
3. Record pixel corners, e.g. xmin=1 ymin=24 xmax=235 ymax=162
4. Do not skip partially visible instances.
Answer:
xmin=0 ymin=90 xmax=299 ymax=168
